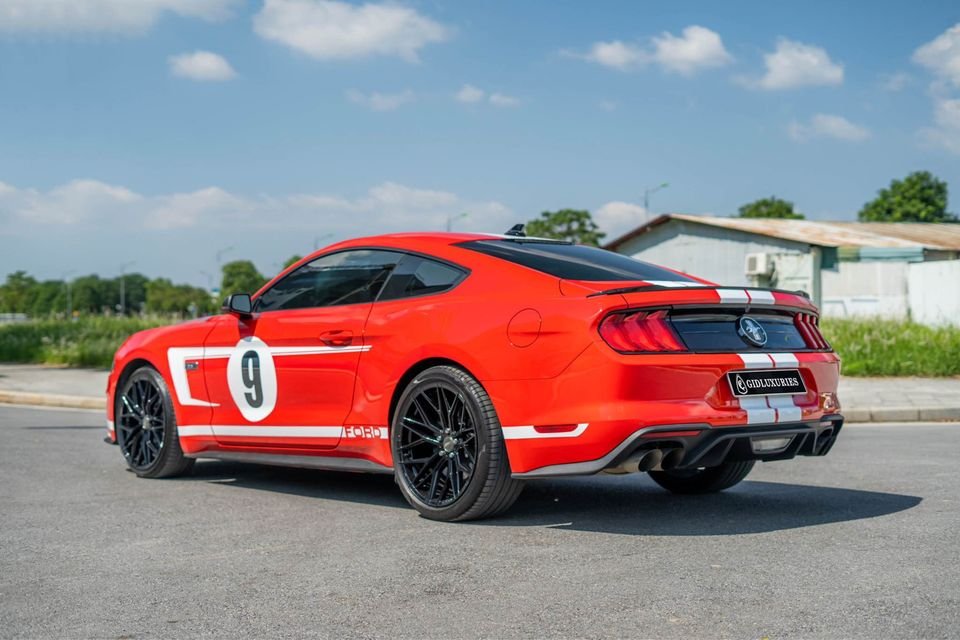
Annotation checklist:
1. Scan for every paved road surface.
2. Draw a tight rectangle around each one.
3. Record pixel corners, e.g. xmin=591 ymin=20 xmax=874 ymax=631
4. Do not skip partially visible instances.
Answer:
xmin=1 ymin=404 xmax=957 ymax=639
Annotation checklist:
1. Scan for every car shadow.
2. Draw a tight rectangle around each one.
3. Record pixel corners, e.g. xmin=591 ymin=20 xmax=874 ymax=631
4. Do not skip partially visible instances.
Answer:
xmin=184 ymin=461 xmax=921 ymax=536
xmin=485 ymin=475 xmax=922 ymax=536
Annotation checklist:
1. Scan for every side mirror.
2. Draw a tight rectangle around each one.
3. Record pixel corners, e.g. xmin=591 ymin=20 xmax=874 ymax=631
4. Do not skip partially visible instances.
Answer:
xmin=221 ymin=293 xmax=253 ymax=317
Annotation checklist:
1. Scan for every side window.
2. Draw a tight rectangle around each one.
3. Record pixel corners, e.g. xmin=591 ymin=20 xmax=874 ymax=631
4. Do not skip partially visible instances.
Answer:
xmin=256 ymin=250 xmax=402 ymax=312
xmin=378 ymin=255 xmax=466 ymax=301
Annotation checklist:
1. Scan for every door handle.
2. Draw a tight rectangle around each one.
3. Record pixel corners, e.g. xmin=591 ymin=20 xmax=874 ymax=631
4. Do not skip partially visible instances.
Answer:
xmin=319 ymin=330 xmax=353 ymax=347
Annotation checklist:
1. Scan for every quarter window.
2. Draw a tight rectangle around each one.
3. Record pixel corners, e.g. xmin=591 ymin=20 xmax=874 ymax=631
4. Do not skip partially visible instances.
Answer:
xmin=378 ymin=255 xmax=466 ymax=301
xmin=255 ymin=250 xmax=402 ymax=312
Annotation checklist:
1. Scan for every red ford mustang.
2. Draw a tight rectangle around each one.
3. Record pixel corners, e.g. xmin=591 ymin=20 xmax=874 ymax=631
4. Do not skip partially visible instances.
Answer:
xmin=106 ymin=228 xmax=843 ymax=521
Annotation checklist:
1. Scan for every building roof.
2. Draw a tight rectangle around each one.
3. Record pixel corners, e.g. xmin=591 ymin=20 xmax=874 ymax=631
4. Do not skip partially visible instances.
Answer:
xmin=605 ymin=214 xmax=960 ymax=252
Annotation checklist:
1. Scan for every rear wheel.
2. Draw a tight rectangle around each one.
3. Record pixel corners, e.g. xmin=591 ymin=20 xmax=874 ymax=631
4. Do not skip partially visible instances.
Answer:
xmin=649 ymin=460 xmax=755 ymax=494
xmin=392 ymin=365 xmax=522 ymax=521
xmin=115 ymin=366 xmax=193 ymax=479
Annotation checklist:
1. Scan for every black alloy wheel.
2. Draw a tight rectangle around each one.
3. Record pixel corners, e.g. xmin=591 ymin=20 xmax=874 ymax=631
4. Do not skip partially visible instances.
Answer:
xmin=397 ymin=383 xmax=479 ymax=508
xmin=115 ymin=366 xmax=193 ymax=479
xmin=392 ymin=365 xmax=522 ymax=521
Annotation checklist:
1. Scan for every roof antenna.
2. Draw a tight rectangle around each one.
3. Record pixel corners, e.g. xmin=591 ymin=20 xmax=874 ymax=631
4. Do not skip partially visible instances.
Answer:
xmin=505 ymin=223 xmax=526 ymax=237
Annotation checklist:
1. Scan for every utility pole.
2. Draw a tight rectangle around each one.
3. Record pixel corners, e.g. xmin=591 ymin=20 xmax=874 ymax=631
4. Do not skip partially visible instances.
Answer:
xmin=643 ymin=182 xmax=670 ymax=213
xmin=62 ymin=270 xmax=75 ymax=320
xmin=118 ymin=261 xmax=135 ymax=315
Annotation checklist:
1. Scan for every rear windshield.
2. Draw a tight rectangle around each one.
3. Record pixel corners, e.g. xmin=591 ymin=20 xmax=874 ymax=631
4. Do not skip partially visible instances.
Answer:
xmin=457 ymin=239 xmax=696 ymax=282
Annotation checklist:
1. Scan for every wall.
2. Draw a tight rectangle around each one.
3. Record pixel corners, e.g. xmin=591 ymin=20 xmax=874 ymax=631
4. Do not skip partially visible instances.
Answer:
xmin=618 ymin=220 xmax=808 ymax=286
xmin=908 ymin=260 xmax=960 ymax=326
xmin=821 ymin=262 xmax=910 ymax=319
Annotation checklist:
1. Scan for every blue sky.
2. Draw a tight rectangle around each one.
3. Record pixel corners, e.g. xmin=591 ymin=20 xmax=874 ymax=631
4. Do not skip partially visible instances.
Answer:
xmin=1 ymin=0 xmax=958 ymax=286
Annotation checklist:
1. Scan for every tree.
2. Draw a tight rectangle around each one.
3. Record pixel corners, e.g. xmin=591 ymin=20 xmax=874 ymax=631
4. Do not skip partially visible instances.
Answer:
xmin=0 ymin=271 xmax=38 ymax=313
xmin=859 ymin=171 xmax=955 ymax=222
xmin=738 ymin=197 xmax=804 ymax=219
xmin=525 ymin=209 xmax=605 ymax=246
xmin=220 ymin=260 xmax=266 ymax=299
xmin=283 ymin=255 xmax=303 ymax=269
xmin=146 ymin=279 xmax=216 ymax=315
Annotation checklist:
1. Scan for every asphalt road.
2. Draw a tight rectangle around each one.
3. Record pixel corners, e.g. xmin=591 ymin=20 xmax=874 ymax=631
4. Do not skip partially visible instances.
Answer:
xmin=1 ymin=405 xmax=957 ymax=639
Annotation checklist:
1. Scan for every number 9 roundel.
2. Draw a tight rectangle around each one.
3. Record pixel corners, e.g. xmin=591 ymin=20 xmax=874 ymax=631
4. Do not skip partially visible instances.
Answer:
xmin=226 ymin=337 xmax=278 ymax=422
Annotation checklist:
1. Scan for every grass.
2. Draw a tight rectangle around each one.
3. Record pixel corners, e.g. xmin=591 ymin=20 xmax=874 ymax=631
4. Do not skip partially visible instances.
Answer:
xmin=0 ymin=316 xmax=169 ymax=369
xmin=821 ymin=318 xmax=960 ymax=377
xmin=0 ymin=315 xmax=958 ymax=377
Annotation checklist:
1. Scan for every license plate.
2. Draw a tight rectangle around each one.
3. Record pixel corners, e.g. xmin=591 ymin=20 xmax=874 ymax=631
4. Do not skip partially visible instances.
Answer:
xmin=727 ymin=369 xmax=807 ymax=397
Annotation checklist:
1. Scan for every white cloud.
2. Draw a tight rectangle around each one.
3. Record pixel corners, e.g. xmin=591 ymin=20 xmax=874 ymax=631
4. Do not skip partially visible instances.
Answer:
xmin=879 ymin=72 xmax=911 ymax=92
xmin=913 ymin=24 xmax=960 ymax=87
xmin=488 ymin=92 xmax=520 ymax=107
xmin=168 ymin=51 xmax=237 ymax=82
xmin=16 ymin=179 xmax=142 ymax=225
xmin=0 ymin=179 xmax=511 ymax=233
xmin=569 ymin=26 xmax=731 ymax=75
xmin=598 ymin=100 xmax=618 ymax=112
xmin=919 ymin=97 xmax=960 ymax=154
xmin=149 ymin=187 xmax=250 ymax=229
xmin=454 ymin=85 xmax=520 ymax=107
xmin=788 ymin=114 xmax=870 ymax=142
xmin=594 ymin=201 xmax=650 ymax=238
xmin=0 ymin=0 xmax=237 ymax=34
xmin=253 ymin=0 xmax=450 ymax=62
xmin=579 ymin=40 xmax=647 ymax=71
xmin=345 ymin=89 xmax=415 ymax=111
xmin=455 ymin=84 xmax=485 ymax=103
xmin=742 ymin=38 xmax=844 ymax=90
xmin=651 ymin=25 xmax=733 ymax=75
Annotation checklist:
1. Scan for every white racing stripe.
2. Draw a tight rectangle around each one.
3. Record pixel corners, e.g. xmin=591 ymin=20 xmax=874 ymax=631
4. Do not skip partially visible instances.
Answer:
xmin=178 ymin=424 xmax=389 ymax=439
xmin=739 ymin=397 xmax=776 ymax=425
xmin=766 ymin=395 xmax=803 ymax=423
xmin=738 ymin=352 xmax=774 ymax=368
xmin=734 ymin=353 xmax=804 ymax=425
xmin=644 ymin=281 xmax=701 ymax=288
xmin=717 ymin=289 xmax=750 ymax=304
xmin=501 ymin=423 xmax=589 ymax=440
xmin=747 ymin=289 xmax=776 ymax=304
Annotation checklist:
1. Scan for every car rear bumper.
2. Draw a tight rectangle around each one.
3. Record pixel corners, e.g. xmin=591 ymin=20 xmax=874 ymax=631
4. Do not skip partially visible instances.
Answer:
xmin=512 ymin=414 xmax=843 ymax=478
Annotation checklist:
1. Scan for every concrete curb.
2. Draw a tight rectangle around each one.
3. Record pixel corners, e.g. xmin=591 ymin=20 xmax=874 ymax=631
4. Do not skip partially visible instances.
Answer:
xmin=0 ymin=390 xmax=104 ymax=411
xmin=1 ymin=388 xmax=958 ymax=423
xmin=844 ymin=406 xmax=960 ymax=423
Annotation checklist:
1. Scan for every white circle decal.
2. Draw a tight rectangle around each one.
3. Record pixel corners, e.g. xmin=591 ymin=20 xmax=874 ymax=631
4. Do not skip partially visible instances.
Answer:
xmin=227 ymin=336 xmax=277 ymax=422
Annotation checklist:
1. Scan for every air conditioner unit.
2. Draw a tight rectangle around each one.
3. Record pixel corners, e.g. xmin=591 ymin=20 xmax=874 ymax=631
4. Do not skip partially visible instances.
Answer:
xmin=745 ymin=252 xmax=773 ymax=276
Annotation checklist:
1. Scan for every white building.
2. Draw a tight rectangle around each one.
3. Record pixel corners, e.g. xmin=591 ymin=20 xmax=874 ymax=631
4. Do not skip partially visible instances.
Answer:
xmin=605 ymin=214 xmax=960 ymax=326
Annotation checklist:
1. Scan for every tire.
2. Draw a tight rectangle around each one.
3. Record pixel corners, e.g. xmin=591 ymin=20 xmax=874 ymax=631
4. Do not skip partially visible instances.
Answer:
xmin=649 ymin=460 xmax=755 ymax=494
xmin=391 ymin=365 xmax=523 ymax=521
xmin=115 ymin=365 xmax=194 ymax=479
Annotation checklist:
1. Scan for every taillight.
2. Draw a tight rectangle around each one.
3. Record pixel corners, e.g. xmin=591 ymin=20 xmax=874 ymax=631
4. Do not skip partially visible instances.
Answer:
xmin=599 ymin=310 xmax=687 ymax=353
xmin=795 ymin=313 xmax=830 ymax=350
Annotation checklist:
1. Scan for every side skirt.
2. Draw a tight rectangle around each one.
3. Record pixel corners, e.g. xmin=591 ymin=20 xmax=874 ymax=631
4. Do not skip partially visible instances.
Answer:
xmin=185 ymin=450 xmax=394 ymax=474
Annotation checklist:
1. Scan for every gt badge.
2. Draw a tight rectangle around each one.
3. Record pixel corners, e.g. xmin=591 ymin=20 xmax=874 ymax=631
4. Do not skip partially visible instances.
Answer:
xmin=737 ymin=316 xmax=768 ymax=348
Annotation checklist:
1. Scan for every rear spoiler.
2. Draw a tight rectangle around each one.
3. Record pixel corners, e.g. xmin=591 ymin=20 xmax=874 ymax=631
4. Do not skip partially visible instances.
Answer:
xmin=586 ymin=284 xmax=811 ymax=299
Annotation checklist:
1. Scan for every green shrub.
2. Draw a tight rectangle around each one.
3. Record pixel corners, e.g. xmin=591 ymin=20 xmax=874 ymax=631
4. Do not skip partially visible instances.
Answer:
xmin=821 ymin=318 xmax=960 ymax=377
xmin=0 ymin=316 xmax=170 ymax=369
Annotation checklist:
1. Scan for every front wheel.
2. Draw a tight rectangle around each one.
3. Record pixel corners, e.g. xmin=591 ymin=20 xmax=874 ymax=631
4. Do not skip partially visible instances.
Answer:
xmin=649 ymin=460 xmax=755 ymax=494
xmin=115 ymin=366 xmax=193 ymax=479
xmin=391 ymin=365 xmax=523 ymax=521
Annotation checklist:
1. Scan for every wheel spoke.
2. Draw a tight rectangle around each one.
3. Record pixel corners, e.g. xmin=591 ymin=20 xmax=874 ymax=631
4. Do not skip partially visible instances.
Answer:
xmin=397 ymin=381 xmax=480 ymax=508
xmin=117 ymin=375 xmax=165 ymax=470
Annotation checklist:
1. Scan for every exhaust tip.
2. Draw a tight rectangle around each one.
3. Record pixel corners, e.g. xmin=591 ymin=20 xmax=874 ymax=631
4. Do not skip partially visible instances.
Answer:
xmin=660 ymin=448 xmax=685 ymax=470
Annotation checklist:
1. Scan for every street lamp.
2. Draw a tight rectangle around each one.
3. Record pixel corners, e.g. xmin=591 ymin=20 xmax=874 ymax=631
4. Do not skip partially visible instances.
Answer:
xmin=118 ymin=261 xmax=135 ymax=316
xmin=314 ymin=233 xmax=334 ymax=251
xmin=216 ymin=246 xmax=234 ymax=265
xmin=446 ymin=212 xmax=469 ymax=232
xmin=643 ymin=182 xmax=670 ymax=213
